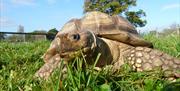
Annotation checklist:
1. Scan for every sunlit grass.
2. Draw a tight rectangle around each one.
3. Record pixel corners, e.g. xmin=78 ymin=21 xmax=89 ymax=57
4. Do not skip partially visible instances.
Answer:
xmin=0 ymin=33 xmax=180 ymax=91
xmin=144 ymin=33 xmax=180 ymax=58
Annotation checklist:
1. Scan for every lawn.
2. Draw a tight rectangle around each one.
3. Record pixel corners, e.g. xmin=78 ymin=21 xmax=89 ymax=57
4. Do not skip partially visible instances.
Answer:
xmin=0 ymin=33 xmax=180 ymax=91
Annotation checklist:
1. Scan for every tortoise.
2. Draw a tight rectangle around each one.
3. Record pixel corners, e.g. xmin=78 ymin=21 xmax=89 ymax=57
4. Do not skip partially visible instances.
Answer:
xmin=35 ymin=11 xmax=180 ymax=80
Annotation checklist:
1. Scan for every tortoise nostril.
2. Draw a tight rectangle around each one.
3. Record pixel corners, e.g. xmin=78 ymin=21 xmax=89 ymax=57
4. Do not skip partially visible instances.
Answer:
xmin=72 ymin=34 xmax=80 ymax=41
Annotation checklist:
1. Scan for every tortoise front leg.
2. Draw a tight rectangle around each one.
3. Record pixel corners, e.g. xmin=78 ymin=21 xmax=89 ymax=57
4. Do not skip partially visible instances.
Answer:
xmin=35 ymin=54 xmax=62 ymax=79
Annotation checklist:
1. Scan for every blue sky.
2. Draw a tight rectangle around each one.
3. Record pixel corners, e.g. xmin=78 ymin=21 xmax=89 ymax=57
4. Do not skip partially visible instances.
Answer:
xmin=0 ymin=0 xmax=180 ymax=32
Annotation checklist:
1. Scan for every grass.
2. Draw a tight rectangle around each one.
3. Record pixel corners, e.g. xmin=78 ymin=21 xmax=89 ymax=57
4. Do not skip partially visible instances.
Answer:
xmin=0 ymin=33 xmax=180 ymax=91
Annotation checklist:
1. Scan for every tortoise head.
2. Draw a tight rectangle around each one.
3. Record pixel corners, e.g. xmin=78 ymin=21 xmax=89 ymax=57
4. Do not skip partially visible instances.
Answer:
xmin=43 ymin=20 xmax=97 ymax=63
xmin=56 ymin=29 xmax=97 ymax=61
xmin=35 ymin=21 xmax=98 ymax=79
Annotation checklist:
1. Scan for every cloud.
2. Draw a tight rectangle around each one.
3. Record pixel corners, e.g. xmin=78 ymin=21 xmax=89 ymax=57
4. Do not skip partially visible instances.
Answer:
xmin=162 ymin=3 xmax=180 ymax=10
xmin=11 ymin=0 xmax=35 ymax=6
xmin=0 ymin=17 xmax=16 ymax=28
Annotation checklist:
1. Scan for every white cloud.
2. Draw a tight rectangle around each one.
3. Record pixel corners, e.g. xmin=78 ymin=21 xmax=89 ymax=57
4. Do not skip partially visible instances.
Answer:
xmin=11 ymin=0 xmax=35 ymax=6
xmin=0 ymin=17 xmax=16 ymax=28
xmin=162 ymin=3 xmax=180 ymax=10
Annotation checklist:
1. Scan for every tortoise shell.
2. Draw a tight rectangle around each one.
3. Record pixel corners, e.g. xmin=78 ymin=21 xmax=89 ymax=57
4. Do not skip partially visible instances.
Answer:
xmin=59 ymin=11 xmax=153 ymax=47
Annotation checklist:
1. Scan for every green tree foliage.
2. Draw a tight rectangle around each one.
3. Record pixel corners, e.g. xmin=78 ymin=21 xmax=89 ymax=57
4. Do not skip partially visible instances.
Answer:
xmin=84 ymin=0 xmax=147 ymax=27
xmin=47 ymin=28 xmax=58 ymax=40
xmin=125 ymin=9 xmax=147 ymax=27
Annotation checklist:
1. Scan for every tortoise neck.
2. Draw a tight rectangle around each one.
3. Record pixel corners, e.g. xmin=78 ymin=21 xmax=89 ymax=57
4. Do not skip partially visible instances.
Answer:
xmin=99 ymin=38 xmax=134 ymax=64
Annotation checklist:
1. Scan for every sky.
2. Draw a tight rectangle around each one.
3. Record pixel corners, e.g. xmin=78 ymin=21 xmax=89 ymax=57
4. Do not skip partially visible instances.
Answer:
xmin=0 ymin=0 xmax=180 ymax=32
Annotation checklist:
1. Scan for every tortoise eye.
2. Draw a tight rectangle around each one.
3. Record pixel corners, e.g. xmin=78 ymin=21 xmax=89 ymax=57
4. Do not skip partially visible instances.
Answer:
xmin=72 ymin=34 xmax=80 ymax=41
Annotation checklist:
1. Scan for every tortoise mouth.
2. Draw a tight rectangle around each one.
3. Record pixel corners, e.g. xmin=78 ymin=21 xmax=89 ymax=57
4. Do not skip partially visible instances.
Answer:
xmin=59 ymin=47 xmax=92 ymax=59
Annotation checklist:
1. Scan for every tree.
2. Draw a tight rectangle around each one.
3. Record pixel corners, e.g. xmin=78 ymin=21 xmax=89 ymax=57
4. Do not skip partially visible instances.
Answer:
xmin=47 ymin=28 xmax=58 ymax=40
xmin=84 ymin=0 xmax=147 ymax=27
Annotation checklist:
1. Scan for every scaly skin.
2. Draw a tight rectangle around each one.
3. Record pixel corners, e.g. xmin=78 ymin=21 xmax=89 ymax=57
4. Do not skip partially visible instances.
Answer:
xmin=101 ymin=38 xmax=180 ymax=78
xmin=35 ymin=54 xmax=61 ymax=80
